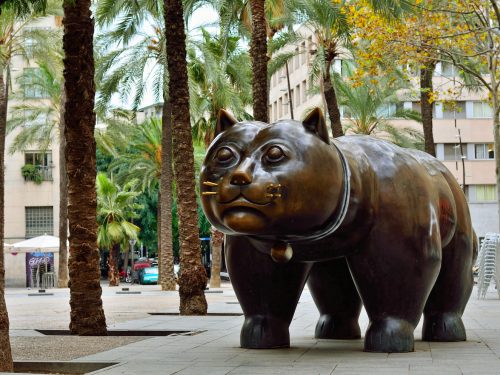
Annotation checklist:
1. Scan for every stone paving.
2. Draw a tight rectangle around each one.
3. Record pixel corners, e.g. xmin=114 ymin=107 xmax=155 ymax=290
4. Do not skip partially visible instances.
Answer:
xmin=5 ymin=282 xmax=500 ymax=374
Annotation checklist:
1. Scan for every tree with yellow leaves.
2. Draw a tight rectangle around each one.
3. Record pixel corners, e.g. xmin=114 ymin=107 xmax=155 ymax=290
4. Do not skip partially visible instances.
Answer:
xmin=348 ymin=0 xmax=470 ymax=156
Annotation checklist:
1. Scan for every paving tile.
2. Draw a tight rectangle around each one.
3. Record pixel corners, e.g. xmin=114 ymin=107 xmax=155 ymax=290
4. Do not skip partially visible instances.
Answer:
xmin=6 ymin=284 xmax=500 ymax=375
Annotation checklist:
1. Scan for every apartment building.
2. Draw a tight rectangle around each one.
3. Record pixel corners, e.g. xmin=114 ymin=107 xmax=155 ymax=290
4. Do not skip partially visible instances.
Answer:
xmin=269 ymin=27 xmax=498 ymax=238
xmin=4 ymin=15 xmax=61 ymax=286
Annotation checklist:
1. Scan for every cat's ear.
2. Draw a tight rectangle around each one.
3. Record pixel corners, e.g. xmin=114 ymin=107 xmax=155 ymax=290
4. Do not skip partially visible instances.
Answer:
xmin=302 ymin=108 xmax=330 ymax=144
xmin=216 ymin=109 xmax=238 ymax=136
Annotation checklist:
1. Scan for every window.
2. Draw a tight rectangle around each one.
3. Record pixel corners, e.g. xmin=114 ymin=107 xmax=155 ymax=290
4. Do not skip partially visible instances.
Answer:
xmin=443 ymin=144 xmax=463 ymax=161
xmin=278 ymin=67 xmax=285 ymax=84
xmin=284 ymin=94 xmax=289 ymax=115
xmin=301 ymin=80 xmax=307 ymax=103
xmin=442 ymin=101 xmax=466 ymax=119
xmin=273 ymin=101 xmax=277 ymax=121
xmin=24 ymin=151 xmax=53 ymax=181
xmin=300 ymin=41 xmax=306 ymax=65
xmin=440 ymin=62 xmax=456 ymax=77
xmin=468 ymin=185 xmax=496 ymax=202
xmin=295 ymin=84 xmax=301 ymax=106
xmin=23 ymin=110 xmax=48 ymax=127
xmin=377 ymin=103 xmax=400 ymax=118
xmin=341 ymin=106 xmax=353 ymax=119
xmin=412 ymin=102 xmax=422 ymax=114
xmin=278 ymin=97 xmax=283 ymax=117
xmin=24 ymin=33 xmax=36 ymax=58
xmin=341 ymin=60 xmax=354 ymax=77
xmin=25 ymin=206 xmax=53 ymax=238
xmin=23 ymin=27 xmax=49 ymax=58
xmin=23 ymin=68 xmax=48 ymax=99
xmin=294 ymin=48 xmax=300 ymax=71
xmin=471 ymin=102 xmax=493 ymax=118
xmin=474 ymin=144 xmax=495 ymax=159
xmin=307 ymin=36 xmax=314 ymax=64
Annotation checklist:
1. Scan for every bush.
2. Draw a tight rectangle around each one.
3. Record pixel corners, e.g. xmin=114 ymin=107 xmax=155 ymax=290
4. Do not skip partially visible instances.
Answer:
xmin=21 ymin=164 xmax=43 ymax=184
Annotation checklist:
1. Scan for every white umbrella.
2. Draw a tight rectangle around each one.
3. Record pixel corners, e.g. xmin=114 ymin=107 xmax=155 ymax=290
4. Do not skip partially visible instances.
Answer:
xmin=12 ymin=234 xmax=60 ymax=253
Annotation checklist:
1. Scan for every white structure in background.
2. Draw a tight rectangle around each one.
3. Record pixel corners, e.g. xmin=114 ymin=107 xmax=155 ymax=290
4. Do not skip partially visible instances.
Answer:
xmin=4 ymin=15 xmax=62 ymax=287
xmin=268 ymin=25 xmax=499 ymax=238
xmin=476 ymin=233 xmax=500 ymax=299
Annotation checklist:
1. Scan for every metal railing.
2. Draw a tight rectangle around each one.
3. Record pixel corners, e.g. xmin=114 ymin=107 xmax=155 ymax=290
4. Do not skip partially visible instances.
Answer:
xmin=23 ymin=165 xmax=53 ymax=182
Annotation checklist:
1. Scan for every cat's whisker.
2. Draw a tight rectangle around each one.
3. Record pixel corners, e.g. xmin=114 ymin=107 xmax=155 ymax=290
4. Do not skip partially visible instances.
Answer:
xmin=202 ymin=191 xmax=217 ymax=196
xmin=203 ymin=181 xmax=218 ymax=187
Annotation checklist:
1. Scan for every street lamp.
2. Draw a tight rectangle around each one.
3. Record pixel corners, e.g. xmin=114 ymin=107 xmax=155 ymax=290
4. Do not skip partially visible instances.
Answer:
xmin=129 ymin=239 xmax=137 ymax=283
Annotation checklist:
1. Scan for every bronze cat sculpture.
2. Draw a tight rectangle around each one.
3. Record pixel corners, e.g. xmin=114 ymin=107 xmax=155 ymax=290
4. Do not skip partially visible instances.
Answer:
xmin=200 ymin=108 xmax=477 ymax=353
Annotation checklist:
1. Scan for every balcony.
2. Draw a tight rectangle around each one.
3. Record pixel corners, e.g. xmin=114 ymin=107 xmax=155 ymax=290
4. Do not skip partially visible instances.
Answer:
xmin=21 ymin=164 xmax=53 ymax=183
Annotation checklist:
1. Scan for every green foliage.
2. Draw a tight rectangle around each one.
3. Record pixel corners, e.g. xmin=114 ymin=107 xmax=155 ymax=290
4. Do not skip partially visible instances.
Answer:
xmin=135 ymin=188 xmax=158 ymax=255
xmin=21 ymin=164 xmax=42 ymax=184
xmin=1 ymin=0 xmax=47 ymax=17
xmin=96 ymin=148 xmax=114 ymax=174
xmin=108 ymin=118 xmax=162 ymax=191
xmin=333 ymin=63 xmax=424 ymax=149
xmin=94 ymin=0 xmax=165 ymax=114
xmin=187 ymin=28 xmax=252 ymax=144
xmin=96 ymin=173 xmax=141 ymax=250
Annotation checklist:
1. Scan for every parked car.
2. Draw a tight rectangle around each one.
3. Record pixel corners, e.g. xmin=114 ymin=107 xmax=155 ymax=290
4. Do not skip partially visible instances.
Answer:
xmin=131 ymin=260 xmax=152 ymax=284
xmin=138 ymin=267 xmax=158 ymax=285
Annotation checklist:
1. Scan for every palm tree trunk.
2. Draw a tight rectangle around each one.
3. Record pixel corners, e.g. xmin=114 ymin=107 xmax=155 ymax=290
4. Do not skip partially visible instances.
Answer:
xmin=107 ymin=244 xmax=120 ymax=287
xmin=249 ymin=0 xmax=268 ymax=122
xmin=420 ymin=62 xmax=436 ymax=156
xmin=157 ymin=191 xmax=162 ymax=277
xmin=63 ymin=0 xmax=107 ymax=335
xmin=58 ymin=85 xmax=69 ymax=288
xmin=165 ymin=0 xmax=207 ymax=315
xmin=0 ymin=71 xmax=14 ymax=372
xmin=160 ymin=99 xmax=176 ymax=290
xmin=209 ymin=227 xmax=223 ymax=288
xmin=323 ymin=59 xmax=343 ymax=137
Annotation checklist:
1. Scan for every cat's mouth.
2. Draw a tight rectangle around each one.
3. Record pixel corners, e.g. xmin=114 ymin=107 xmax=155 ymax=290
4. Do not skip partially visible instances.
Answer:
xmin=220 ymin=195 xmax=272 ymax=207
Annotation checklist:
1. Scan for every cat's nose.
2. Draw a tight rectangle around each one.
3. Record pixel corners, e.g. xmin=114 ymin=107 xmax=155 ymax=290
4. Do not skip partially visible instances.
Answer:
xmin=230 ymin=158 xmax=253 ymax=186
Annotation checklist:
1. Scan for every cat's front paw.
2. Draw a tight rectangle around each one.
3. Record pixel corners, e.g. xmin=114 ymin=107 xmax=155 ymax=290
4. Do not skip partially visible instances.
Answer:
xmin=241 ymin=315 xmax=290 ymax=349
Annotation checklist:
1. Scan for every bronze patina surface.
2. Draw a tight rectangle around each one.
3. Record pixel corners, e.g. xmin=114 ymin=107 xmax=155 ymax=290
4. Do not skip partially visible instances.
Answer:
xmin=200 ymin=108 xmax=477 ymax=353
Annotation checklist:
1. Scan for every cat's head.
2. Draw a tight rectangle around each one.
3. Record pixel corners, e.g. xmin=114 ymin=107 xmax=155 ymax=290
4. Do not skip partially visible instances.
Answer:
xmin=200 ymin=108 xmax=344 ymax=236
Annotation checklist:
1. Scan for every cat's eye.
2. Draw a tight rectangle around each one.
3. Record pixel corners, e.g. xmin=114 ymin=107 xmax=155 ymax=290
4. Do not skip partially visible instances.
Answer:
xmin=215 ymin=147 xmax=235 ymax=163
xmin=265 ymin=146 xmax=285 ymax=163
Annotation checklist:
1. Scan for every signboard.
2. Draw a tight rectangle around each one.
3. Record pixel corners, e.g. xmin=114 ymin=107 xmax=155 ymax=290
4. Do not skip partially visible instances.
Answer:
xmin=25 ymin=252 xmax=54 ymax=288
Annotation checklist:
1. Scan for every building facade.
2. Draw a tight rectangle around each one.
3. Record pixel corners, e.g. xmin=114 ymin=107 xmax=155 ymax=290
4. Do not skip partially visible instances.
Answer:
xmin=4 ymin=15 xmax=61 ymax=287
xmin=268 ymin=27 xmax=498 ymax=238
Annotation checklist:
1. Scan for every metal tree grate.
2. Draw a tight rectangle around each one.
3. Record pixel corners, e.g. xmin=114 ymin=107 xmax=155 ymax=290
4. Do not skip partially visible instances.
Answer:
xmin=476 ymin=233 xmax=500 ymax=299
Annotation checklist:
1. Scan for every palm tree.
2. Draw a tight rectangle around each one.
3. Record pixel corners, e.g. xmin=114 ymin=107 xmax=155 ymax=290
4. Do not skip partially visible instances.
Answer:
xmin=62 ymin=0 xmax=106 ymax=335
xmin=0 ymin=4 xmax=49 ymax=369
xmin=95 ymin=0 xmax=177 ymax=291
xmin=211 ymin=0 xmax=291 ymax=122
xmin=96 ymin=173 xmax=140 ymax=287
xmin=97 ymin=116 xmax=177 ymax=290
xmin=165 ymin=0 xmax=207 ymax=315
xmin=249 ymin=0 xmax=268 ymax=122
xmin=0 ymin=0 xmax=46 ymax=15
xmin=188 ymin=29 xmax=252 ymax=144
xmin=334 ymin=66 xmax=423 ymax=148
xmin=287 ymin=0 xmax=350 ymax=137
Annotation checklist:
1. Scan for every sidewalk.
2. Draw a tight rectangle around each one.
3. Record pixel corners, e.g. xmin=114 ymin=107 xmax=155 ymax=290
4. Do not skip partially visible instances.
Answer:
xmin=5 ymin=282 xmax=500 ymax=375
